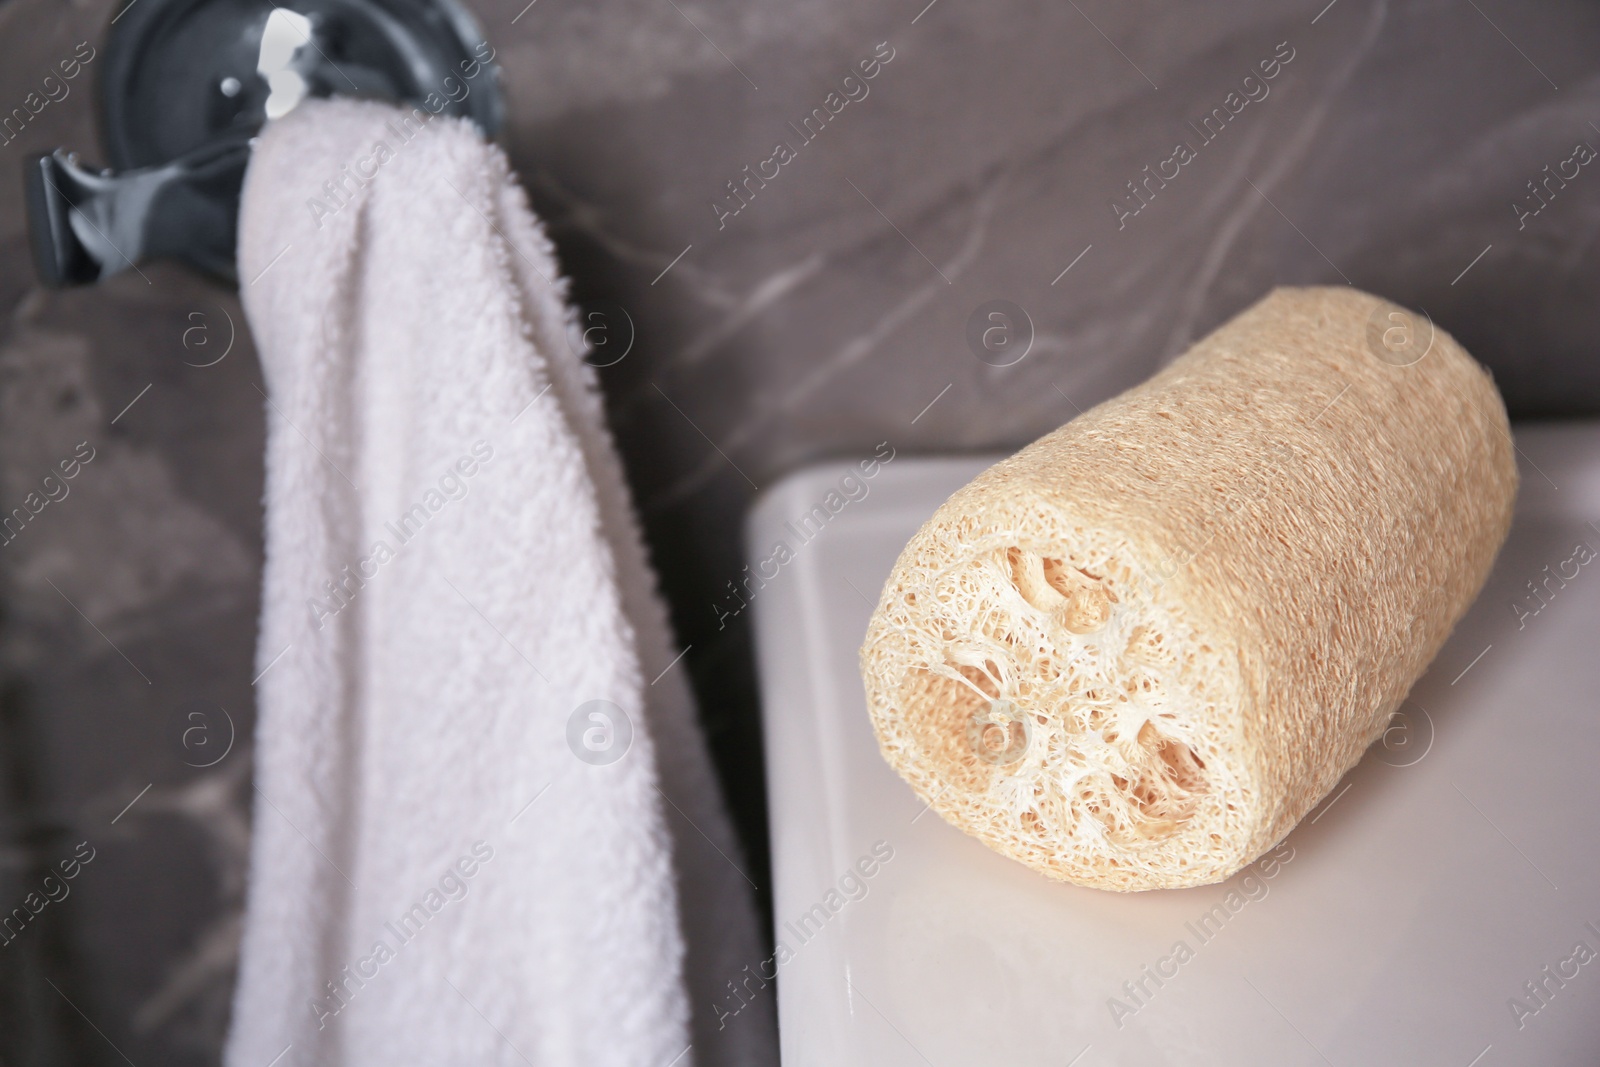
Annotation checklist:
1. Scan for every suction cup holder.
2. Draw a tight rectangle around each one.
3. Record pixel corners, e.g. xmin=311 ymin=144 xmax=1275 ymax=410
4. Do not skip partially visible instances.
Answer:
xmin=25 ymin=0 xmax=502 ymax=286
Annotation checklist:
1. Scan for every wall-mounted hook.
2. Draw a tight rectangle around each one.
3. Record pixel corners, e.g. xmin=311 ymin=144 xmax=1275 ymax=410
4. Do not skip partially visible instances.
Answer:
xmin=25 ymin=0 xmax=503 ymax=288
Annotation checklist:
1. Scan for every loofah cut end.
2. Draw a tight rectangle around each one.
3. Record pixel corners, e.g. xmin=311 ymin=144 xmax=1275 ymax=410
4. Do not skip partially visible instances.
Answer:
xmin=863 ymin=505 xmax=1261 ymax=891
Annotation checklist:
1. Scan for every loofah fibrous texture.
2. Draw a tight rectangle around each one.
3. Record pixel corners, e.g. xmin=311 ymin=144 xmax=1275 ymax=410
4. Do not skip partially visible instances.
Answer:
xmin=860 ymin=287 xmax=1517 ymax=891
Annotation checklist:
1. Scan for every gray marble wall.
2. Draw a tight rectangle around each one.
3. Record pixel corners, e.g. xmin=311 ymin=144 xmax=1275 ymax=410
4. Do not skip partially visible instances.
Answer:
xmin=1 ymin=0 xmax=1597 ymax=1063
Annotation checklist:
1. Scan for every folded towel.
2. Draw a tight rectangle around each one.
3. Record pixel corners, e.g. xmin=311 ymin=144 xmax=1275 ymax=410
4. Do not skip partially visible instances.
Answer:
xmin=228 ymin=98 xmax=772 ymax=1066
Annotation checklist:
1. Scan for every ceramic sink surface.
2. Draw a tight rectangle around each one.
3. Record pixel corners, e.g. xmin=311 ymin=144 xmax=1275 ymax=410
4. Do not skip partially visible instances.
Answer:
xmin=748 ymin=423 xmax=1600 ymax=1067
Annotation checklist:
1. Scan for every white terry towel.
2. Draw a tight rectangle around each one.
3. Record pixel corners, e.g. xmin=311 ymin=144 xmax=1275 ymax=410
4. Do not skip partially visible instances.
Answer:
xmin=227 ymin=98 xmax=774 ymax=1066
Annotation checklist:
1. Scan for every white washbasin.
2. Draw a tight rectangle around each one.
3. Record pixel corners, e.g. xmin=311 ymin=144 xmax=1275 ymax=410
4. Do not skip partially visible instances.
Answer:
xmin=748 ymin=423 xmax=1600 ymax=1066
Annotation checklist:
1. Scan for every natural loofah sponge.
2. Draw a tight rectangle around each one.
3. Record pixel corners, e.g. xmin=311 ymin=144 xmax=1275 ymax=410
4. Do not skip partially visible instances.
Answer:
xmin=860 ymin=286 xmax=1516 ymax=891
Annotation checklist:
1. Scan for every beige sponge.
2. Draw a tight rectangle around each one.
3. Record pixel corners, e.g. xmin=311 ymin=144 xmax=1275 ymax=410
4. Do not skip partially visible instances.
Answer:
xmin=859 ymin=287 xmax=1516 ymax=891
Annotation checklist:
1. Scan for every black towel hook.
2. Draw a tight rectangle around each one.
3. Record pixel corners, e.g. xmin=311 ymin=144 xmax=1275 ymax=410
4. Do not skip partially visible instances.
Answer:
xmin=25 ymin=0 xmax=503 ymax=287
